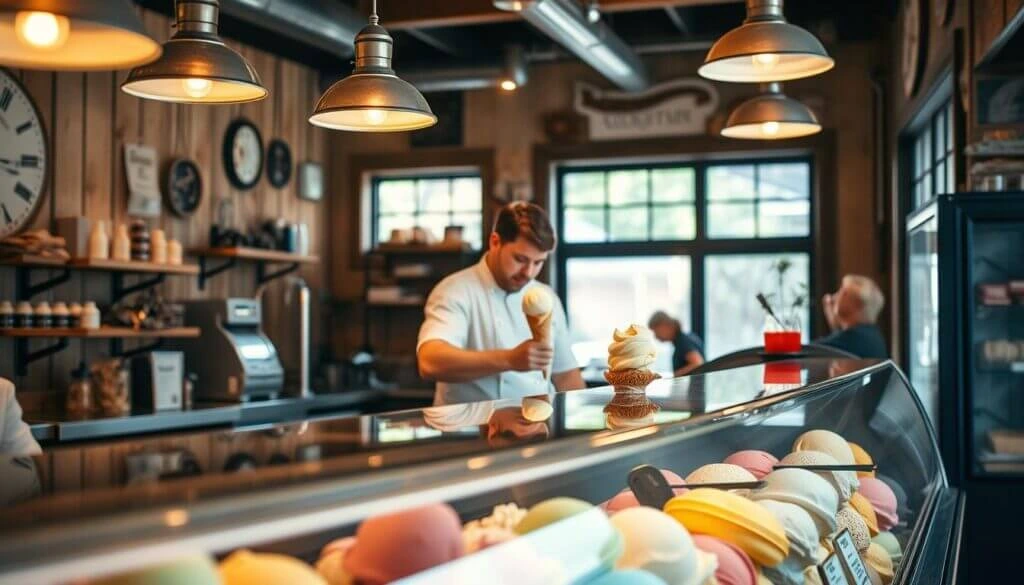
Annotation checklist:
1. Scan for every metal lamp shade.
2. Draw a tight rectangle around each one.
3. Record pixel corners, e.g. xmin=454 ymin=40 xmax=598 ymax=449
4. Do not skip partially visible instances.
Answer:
xmin=121 ymin=38 xmax=267 ymax=104
xmin=0 ymin=0 xmax=161 ymax=70
xmin=309 ymin=73 xmax=437 ymax=132
xmin=721 ymin=90 xmax=821 ymax=140
xmin=699 ymin=0 xmax=833 ymax=83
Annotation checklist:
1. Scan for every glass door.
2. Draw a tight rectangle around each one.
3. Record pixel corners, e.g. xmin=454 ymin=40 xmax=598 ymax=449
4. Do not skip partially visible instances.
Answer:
xmin=907 ymin=214 xmax=940 ymax=432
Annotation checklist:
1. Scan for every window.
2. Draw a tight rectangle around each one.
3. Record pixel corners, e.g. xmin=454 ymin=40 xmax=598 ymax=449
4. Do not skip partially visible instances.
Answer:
xmin=910 ymin=100 xmax=954 ymax=209
xmin=372 ymin=174 xmax=483 ymax=249
xmin=557 ymin=158 xmax=813 ymax=368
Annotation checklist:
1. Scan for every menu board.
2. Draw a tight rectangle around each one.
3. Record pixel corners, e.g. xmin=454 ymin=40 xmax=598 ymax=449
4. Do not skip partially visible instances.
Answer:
xmin=833 ymin=529 xmax=872 ymax=585
xmin=817 ymin=553 xmax=850 ymax=585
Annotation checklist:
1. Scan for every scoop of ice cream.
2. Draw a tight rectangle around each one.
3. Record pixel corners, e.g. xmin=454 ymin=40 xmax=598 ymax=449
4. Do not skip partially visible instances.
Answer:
xmin=220 ymin=550 xmax=326 ymax=585
xmin=755 ymin=500 xmax=819 ymax=567
xmin=872 ymin=531 xmax=903 ymax=564
xmin=692 ymin=535 xmax=757 ymax=585
xmin=749 ymin=468 xmax=839 ymax=538
xmin=522 ymin=287 xmax=554 ymax=316
xmin=850 ymin=492 xmax=880 ymax=535
xmin=858 ymin=477 xmax=899 ymax=532
xmin=611 ymin=507 xmax=718 ymax=585
xmin=792 ymin=430 xmax=855 ymax=465
xmin=516 ymin=497 xmax=593 ymax=534
xmin=778 ymin=450 xmax=859 ymax=503
xmin=836 ymin=505 xmax=872 ymax=552
xmin=685 ymin=463 xmax=757 ymax=487
xmin=94 ymin=554 xmax=220 ymax=585
xmin=848 ymin=442 xmax=876 ymax=478
xmin=588 ymin=570 xmax=670 ymax=585
xmin=462 ymin=525 xmax=518 ymax=554
xmin=608 ymin=325 xmax=657 ymax=371
xmin=723 ymin=450 xmax=778 ymax=480
xmin=864 ymin=542 xmax=894 ymax=585
xmin=522 ymin=396 xmax=553 ymax=422
xmin=316 ymin=538 xmax=356 ymax=585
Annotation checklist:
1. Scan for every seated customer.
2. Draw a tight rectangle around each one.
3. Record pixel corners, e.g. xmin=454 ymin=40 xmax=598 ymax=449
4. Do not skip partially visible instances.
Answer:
xmin=816 ymin=275 xmax=888 ymax=359
xmin=0 ymin=377 xmax=42 ymax=504
xmin=648 ymin=311 xmax=705 ymax=376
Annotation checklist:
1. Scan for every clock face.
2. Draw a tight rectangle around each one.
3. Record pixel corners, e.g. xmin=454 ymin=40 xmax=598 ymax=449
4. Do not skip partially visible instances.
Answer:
xmin=165 ymin=158 xmax=202 ymax=217
xmin=266 ymin=139 xmax=292 ymax=189
xmin=222 ymin=118 xmax=263 ymax=190
xmin=902 ymin=0 xmax=925 ymax=97
xmin=0 ymin=69 xmax=47 ymax=239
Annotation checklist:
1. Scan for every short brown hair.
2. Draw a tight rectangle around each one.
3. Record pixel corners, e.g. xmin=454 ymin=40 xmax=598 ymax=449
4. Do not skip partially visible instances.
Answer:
xmin=492 ymin=202 xmax=556 ymax=251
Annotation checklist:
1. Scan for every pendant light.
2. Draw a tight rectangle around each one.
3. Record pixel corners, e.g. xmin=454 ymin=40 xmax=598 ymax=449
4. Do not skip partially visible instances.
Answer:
xmin=721 ymin=83 xmax=821 ymax=140
xmin=699 ymin=0 xmax=833 ymax=83
xmin=0 ymin=1 xmax=161 ymax=70
xmin=121 ymin=0 xmax=267 ymax=104
xmin=309 ymin=0 xmax=436 ymax=132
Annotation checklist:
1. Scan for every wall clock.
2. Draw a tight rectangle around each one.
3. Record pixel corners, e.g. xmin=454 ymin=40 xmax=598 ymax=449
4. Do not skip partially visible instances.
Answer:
xmin=0 ymin=68 xmax=48 ymax=240
xmin=935 ymin=0 xmax=952 ymax=27
xmin=902 ymin=0 xmax=926 ymax=97
xmin=165 ymin=158 xmax=202 ymax=218
xmin=222 ymin=118 xmax=263 ymax=191
xmin=266 ymin=138 xmax=292 ymax=189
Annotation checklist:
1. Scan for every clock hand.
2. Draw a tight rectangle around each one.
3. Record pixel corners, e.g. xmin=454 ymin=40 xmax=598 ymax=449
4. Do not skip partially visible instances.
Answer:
xmin=1 ymin=167 xmax=18 ymax=176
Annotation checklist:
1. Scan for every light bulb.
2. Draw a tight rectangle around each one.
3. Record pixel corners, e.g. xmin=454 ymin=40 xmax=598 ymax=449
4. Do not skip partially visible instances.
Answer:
xmin=182 ymin=78 xmax=213 ymax=99
xmin=500 ymin=79 xmax=517 ymax=91
xmin=363 ymin=109 xmax=389 ymax=126
xmin=15 ymin=11 xmax=70 ymax=50
xmin=752 ymin=53 xmax=781 ymax=72
xmin=511 ymin=1 xmax=524 ymax=10
xmin=761 ymin=121 xmax=781 ymax=136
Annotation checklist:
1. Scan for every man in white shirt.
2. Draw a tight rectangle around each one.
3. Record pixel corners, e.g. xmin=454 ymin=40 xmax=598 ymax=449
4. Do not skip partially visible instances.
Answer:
xmin=418 ymin=202 xmax=585 ymax=405
xmin=0 ymin=377 xmax=40 ymax=456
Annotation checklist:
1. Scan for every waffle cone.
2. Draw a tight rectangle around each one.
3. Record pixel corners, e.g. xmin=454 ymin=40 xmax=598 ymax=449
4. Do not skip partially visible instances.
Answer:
xmin=603 ymin=368 xmax=660 ymax=389
xmin=526 ymin=310 xmax=553 ymax=378
xmin=603 ymin=392 xmax=660 ymax=418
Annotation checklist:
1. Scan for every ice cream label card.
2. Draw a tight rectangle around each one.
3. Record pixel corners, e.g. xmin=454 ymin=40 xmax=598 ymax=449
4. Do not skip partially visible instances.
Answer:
xmin=817 ymin=553 xmax=850 ymax=585
xmin=833 ymin=529 xmax=872 ymax=585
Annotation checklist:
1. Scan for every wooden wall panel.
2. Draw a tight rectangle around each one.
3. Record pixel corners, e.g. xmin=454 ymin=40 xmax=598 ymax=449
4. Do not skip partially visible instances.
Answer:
xmin=1 ymin=9 xmax=330 ymax=417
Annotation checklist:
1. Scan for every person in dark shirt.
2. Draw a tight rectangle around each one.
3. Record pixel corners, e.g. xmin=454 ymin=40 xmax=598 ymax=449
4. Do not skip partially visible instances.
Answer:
xmin=816 ymin=275 xmax=888 ymax=359
xmin=648 ymin=311 xmax=705 ymax=376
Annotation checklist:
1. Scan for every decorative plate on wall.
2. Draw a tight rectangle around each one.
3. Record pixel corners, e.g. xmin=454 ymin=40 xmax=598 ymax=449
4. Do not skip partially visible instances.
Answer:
xmin=223 ymin=118 xmax=263 ymax=191
xmin=165 ymin=158 xmax=202 ymax=217
xmin=266 ymin=138 xmax=292 ymax=189
xmin=0 ymin=68 xmax=48 ymax=239
xmin=902 ymin=0 xmax=927 ymax=97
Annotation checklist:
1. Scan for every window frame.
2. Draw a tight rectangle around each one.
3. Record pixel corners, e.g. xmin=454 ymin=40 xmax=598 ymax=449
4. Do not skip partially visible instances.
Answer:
xmin=370 ymin=173 xmax=484 ymax=250
xmin=555 ymin=155 xmax=816 ymax=354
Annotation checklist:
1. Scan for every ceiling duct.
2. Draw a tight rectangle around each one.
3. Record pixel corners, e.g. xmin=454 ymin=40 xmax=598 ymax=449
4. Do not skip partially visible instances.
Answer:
xmin=404 ymin=45 xmax=528 ymax=93
xmin=494 ymin=0 xmax=649 ymax=92
xmin=218 ymin=0 xmax=364 ymax=57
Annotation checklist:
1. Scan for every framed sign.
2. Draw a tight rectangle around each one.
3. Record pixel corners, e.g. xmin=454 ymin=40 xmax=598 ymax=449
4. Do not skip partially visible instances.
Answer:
xmin=124 ymin=144 xmax=161 ymax=218
xmin=976 ymin=76 xmax=1024 ymax=127
xmin=833 ymin=529 xmax=872 ymax=585
xmin=574 ymin=78 xmax=719 ymax=141
xmin=817 ymin=553 xmax=851 ymax=585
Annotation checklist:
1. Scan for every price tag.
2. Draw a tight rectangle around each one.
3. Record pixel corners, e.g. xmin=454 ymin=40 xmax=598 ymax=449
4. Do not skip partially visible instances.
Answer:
xmin=833 ymin=529 xmax=872 ymax=585
xmin=818 ymin=553 xmax=851 ymax=585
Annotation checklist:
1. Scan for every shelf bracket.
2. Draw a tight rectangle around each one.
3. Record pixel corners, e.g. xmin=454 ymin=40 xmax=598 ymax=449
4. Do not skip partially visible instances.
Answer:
xmin=110 ymin=337 xmax=165 ymax=359
xmin=197 ymin=256 xmax=237 ymax=291
xmin=256 ymin=261 xmax=300 ymax=287
xmin=112 ymin=273 xmax=166 ymax=302
xmin=16 ymin=266 xmax=71 ymax=300
xmin=14 ymin=337 xmax=69 ymax=377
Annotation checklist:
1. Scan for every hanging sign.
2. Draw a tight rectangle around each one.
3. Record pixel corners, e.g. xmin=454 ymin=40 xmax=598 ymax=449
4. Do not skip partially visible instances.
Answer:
xmin=124 ymin=144 xmax=162 ymax=218
xmin=574 ymin=78 xmax=719 ymax=141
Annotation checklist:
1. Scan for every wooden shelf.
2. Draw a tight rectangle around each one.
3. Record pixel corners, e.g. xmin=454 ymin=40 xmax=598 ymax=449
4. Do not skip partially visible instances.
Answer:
xmin=372 ymin=244 xmax=476 ymax=256
xmin=0 ymin=254 xmax=68 ymax=267
xmin=67 ymin=257 xmax=199 ymax=275
xmin=0 ymin=327 xmax=200 ymax=339
xmin=191 ymin=247 xmax=319 ymax=264
xmin=366 ymin=301 xmax=425 ymax=308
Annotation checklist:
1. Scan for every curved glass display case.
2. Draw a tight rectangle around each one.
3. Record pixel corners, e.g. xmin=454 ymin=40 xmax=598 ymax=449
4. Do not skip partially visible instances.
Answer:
xmin=0 ymin=359 xmax=962 ymax=585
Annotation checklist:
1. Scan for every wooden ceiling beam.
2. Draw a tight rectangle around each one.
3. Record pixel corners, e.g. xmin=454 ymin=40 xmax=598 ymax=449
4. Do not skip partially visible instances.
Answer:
xmin=364 ymin=0 xmax=736 ymax=31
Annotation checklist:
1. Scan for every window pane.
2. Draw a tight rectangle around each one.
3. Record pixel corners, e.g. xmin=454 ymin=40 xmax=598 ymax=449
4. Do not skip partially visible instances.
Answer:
xmin=608 ymin=170 xmax=648 ymax=206
xmin=758 ymin=200 xmax=811 ymax=237
xmin=452 ymin=177 xmax=482 ymax=211
xmin=708 ymin=202 xmax=756 ymax=238
xmin=704 ymin=253 xmax=810 ymax=358
xmin=921 ymin=125 xmax=932 ymax=173
xmin=565 ymin=207 xmax=606 ymax=243
xmin=377 ymin=214 xmax=415 ymax=242
xmin=377 ymin=180 xmax=415 ymax=213
xmin=652 ymin=204 xmax=696 ymax=240
xmin=451 ymin=213 xmax=482 ymax=249
xmin=652 ymin=168 xmax=695 ymax=202
xmin=935 ymin=160 xmax=946 ymax=195
xmin=418 ymin=178 xmax=451 ymax=212
xmin=417 ymin=213 xmax=450 ymax=242
xmin=946 ymin=102 xmax=954 ymax=154
xmin=708 ymin=165 xmax=755 ymax=201
xmin=609 ymin=206 xmax=649 ymax=241
xmin=914 ymin=136 xmax=923 ymax=179
xmin=921 ymin=170 xmax=933 ymax=201
xmin=946 ymin=154 xmax=955 ymax=192
xmin=934 ymin=109 xmax=946 ymax=158
xmin=564 ymin=171 xmax=605 ymax=206
xmin=566 ymin=256 xmax=692 ymax=374
xmin=758 ymin=163 xmax=810 ymax=200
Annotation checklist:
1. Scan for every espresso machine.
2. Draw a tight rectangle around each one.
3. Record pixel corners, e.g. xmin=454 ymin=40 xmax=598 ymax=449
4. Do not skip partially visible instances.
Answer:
xmin=175 ymin=299 xmax=284 ymax=401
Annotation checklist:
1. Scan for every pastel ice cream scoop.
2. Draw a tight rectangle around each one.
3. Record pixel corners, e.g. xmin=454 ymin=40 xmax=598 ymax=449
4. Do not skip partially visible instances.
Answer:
xmin=793 ymin=430 xmax=855 ymax=465
xmin=611 ymin=507 xmax=718 ymax=585
xmin=462 ymin=503 xmax=527 ymax=554
xmin=749 ymin=468 xmax=839 ymax=538
xmin=588 ymin=570 xmax=670 ymax=585
xmin=522 ymin=287 xmax=555 ymax=378
xmin=685 ymin=463 xmax=757 ymax=487
xmin=858 ymin=477 xmax=899 ymax=532
xmin=850 ymin=492 xmax=880 ymax=535
xmin=692 ymin=534 xmax=758 ymax=585
xmin=864 ymin=542 xmax=895 ymax=585
xmin=755 ymin=499 xmax=819 ymax=567
xmin=343 ymin=504 xmax=463 ymax=585
xmin=848 ymin=442 xmax=876 ymax=477
xmin=603 ymin=469 xmax=686 ymax=514
xmin=723 ymin=450 xmax=778 ymax=480
xmin=516 ymin=497 xmax=593 ymax=534
xmin=93 ymin=554 xmax=220 ymax=585
xmin=521 ymin=396 xmax=554 ymax=422
xmin=872 ymin=531 xmax=903 ymax=565
xmin=778 ymin=450 xmax=859 ymax=503
xmin=220 ymin=550 xmax=326 ymax=585
xmin=836 ymin=505 xmax=872 ymax=552
xmin=607 ymin=325 xmax=658 ymax=372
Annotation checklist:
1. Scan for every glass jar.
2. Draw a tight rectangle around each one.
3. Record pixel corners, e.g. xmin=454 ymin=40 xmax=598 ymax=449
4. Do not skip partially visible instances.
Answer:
xmin=92 ymin=359 xmax=130 ymax=417
xmin=65 ymin=363 xmax=94 ymax=419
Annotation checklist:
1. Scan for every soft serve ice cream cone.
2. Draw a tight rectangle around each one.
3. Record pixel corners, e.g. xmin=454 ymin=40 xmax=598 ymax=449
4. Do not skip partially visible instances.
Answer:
xmin=604 ymin=324 xmax=660 ymax=390
xmin=522 ymin=287 xmax=554 ymax=378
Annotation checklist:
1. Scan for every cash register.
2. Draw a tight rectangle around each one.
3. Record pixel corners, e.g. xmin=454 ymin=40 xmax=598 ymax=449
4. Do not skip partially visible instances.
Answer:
xmin=175 ymin=299 xmax=284 ymax=401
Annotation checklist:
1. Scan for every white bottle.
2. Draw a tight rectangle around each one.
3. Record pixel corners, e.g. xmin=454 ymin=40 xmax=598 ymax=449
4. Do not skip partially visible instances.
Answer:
xmin=112 ymin=224 xmax=130 ymax=261
xmin=88 ymin=220 xmax=109 ymax=260
xmin=150 ymin=229 xmax=167 ymax=264
xmin=80 ymin=302 xmax=101 ymax=329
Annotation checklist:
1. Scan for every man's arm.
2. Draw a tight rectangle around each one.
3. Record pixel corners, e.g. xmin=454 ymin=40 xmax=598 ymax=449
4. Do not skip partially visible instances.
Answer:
xmin=673 ymin=350 xmax=704 ymax=377
xmin=552 ymin=367 xmax=585 ymax=391
xmin=418 ymin=339 xmax=553 ymax=383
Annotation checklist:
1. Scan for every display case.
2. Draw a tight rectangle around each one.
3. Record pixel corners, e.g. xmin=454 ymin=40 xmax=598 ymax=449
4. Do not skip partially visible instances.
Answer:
xmin=0 ymin=359 xmax=961 ymax=585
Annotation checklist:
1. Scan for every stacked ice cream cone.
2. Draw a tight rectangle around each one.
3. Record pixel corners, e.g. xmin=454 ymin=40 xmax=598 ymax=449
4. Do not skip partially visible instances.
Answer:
xmin=522 ymin=288 xmax=554 ymax=379
xmin=603 ymin=324 xmax=660 ymax=391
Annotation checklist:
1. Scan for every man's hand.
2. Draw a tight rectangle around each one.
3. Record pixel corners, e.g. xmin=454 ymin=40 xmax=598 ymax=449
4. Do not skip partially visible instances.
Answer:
xmin=507 ymin=339 xmax=553 ymax=372
xmin=822 ymin=293 xmax=839 ymax=331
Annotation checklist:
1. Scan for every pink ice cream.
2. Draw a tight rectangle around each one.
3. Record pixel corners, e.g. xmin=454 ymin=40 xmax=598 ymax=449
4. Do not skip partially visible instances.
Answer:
xmin=858 ymin=477 xmax=899 ymax=532
xmin=603 ymin=469 xmax=687 ymax=514
xmin=723 ymin=451 xmax=779 ymax=480
xmin=693 ymin=534 xmax=758 ymax=585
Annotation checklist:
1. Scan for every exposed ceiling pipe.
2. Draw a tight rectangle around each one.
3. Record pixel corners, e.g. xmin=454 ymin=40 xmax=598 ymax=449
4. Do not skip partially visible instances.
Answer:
xmin=494 ymin=0 xmax=649 ymax=92
xmin=218 ymin=0 xmax=365 ymax=57
xmin=404 ymin=45 xmax=528 ymax=93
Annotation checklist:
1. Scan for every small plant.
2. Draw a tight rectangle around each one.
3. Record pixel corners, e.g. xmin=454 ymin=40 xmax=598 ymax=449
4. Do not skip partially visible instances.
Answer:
xmin=755 ymin=259 xmax=807 ymax=331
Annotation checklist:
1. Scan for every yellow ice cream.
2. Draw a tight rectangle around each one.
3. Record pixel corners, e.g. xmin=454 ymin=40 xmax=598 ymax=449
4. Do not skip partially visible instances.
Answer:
xmin=608 ymin=325 xmax=657 ymax=371
xmin=220 ymin=550 xmax=326 ymax=585
xmin=522 ymin=287 xmax=554 ymax=317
